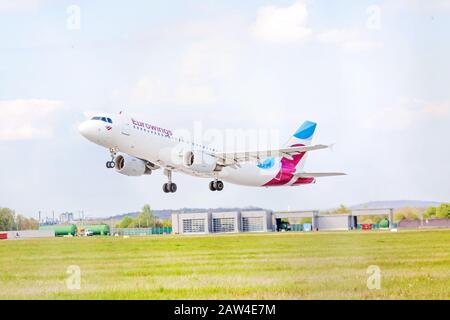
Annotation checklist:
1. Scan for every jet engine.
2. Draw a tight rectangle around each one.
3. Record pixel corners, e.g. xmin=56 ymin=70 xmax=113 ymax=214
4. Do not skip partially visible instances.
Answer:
xmin=183 ymin=150 xmax=218 ymax=173
xmin=114 ymin=154 xmax=152 ymax=176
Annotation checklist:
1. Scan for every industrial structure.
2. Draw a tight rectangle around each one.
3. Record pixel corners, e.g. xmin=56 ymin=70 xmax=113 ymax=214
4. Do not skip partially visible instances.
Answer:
xmin=272 ymin=208 xmax=394 ymax=231
xmin=172 ymin=211 xmax=272 ymax=234
xmin=172 ymin=208 xmax=396 ymax=235
xmin=59 ymin=212 xmax=74 ymax=223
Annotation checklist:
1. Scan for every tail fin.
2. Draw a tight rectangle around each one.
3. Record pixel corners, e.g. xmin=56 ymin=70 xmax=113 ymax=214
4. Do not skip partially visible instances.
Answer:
xmin=284 ymin=121 xmax=317 ymax=148
xmin=281 ymin=121 xmax=317 ymax=173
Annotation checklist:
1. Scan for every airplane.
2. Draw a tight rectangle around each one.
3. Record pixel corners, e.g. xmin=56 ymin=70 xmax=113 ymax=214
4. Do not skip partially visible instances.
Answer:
xmin=79 ymin=112 xmax=345 ymax=193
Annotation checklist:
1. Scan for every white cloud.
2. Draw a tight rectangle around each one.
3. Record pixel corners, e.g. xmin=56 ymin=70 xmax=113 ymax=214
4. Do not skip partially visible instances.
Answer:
xmin=128 ymin=76 xmax=216 ymax=107
xmin=0 ymin=0 xmax=45 ymax=12
xmin=385 ymin=0 xmax=450 ymax=12
xmin=341 ymin=39 xmax=383 ymax=53
xmin=251 ymin=2 xmax=312 ymax=44
xmin=317 ymin=29 xmax=359 ymax=44
xmin=0 ymin=99 xmax=63 ymax=140
xmin=129 ymin=76 xmax=168 ymax=106
xmin=129 ymin=38 xmax=239 ymax=108
xmin=175 ymin=85 xmax=216 ymax=106
xmin=317 ymin=28 xmax=382 ymax=53
xmin=362 ymin=98 xmax=450 ymax=130
xmin=180 ymin=39 xmax=239 ymax=82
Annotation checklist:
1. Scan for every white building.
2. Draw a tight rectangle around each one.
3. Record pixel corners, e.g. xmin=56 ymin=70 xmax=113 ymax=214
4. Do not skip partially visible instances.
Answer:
xmin=172 ymin=211 xmax=272 ymax=235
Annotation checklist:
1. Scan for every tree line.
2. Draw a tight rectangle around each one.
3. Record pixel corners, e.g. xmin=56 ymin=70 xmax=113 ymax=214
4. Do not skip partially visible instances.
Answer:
xmin=0 ymin=207 xmax=39 ymax=231
xmin=423 ymin=203 xmax=450 ymax=219
xmin=318 ymin=203 xmax=450 ymax=223
xmin=115 ymin=204 xmax=172 ymax=228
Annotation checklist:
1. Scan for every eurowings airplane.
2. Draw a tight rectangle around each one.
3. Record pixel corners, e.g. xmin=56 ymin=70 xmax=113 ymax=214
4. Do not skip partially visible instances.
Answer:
xmin=79 ymin=112 xmax=345 ymax=193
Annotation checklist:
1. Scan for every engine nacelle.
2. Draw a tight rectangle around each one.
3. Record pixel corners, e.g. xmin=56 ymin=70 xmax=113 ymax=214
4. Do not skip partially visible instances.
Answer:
xmin=114 ymin=154 xmax=151 ymax=176
xmin=183 ymin=151 xmax=218 ymax=173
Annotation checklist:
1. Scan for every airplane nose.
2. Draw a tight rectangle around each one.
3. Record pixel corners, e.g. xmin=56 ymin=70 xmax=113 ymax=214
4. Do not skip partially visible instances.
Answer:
xmin=78 ymin=121 xmax=96 ymax=140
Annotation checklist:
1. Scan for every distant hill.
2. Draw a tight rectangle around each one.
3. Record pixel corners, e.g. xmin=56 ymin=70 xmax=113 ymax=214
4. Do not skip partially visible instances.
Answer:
xmin=350 ymin=200 xmax=442 ymax=210
xmin=108 ymin=206 xmax=266 ymax=221
xmin=100 ymin=201 xmax=444 ymax=222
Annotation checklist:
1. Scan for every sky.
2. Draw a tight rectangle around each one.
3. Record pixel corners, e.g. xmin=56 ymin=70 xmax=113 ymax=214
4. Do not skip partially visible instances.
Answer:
xmin=1 ymin=0 xmax=449 ymax=219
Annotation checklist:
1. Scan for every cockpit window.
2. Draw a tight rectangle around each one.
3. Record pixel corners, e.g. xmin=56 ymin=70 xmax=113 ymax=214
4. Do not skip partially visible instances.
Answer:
xmin=91 ymin=116 xmax=113 ymax=124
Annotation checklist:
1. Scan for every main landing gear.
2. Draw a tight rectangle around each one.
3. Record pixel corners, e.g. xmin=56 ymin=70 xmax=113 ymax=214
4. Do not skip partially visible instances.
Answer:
xmin=163 ymin=182 xmax=177 ymax=193
xmin=106 ymin=148 xmax=117 ymax=169
xmin=209 ymin=180 xmax=224 ymax=191
xmin=163 ymin=169 xmax=177 ymax=193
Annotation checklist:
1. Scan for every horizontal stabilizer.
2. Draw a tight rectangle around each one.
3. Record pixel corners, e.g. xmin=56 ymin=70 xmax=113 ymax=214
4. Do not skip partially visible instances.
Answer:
xmin=279 ymin=144 xmax=329 ymax=154
xmin=294 ymin=172 xmax=347 ymax=178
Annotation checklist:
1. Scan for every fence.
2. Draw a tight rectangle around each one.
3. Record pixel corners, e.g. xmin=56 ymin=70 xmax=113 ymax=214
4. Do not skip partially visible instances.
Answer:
xmin=111 ymin=227 xmax=172 ymax=236
xmin=398 ymin=218 xmax=449 ymax=229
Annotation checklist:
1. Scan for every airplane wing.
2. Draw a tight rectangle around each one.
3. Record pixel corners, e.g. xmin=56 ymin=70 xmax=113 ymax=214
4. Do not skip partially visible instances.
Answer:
xmin=214 ymin=144 xmax=329 ymax=167
xmin=293 ymin=172 xmax=347 ymax=178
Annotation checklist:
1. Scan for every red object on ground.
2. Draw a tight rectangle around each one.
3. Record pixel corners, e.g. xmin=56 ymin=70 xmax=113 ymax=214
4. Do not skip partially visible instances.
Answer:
xmin=0 ymin=233 xmax=7 ymax=240
xmin=362 ymin=224 xmax=372 ymax=230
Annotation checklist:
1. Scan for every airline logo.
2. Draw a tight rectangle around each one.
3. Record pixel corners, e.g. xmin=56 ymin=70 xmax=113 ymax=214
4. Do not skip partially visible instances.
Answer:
xmin=261 ymin=122 xmax=317 ymax=187
xmin=105 ymin=125 xmax=112 ymax=131
xmin=257 ymin=157 xmax=276 ymax=169
xmin=131 ymin=118 xmax=173 ymax=137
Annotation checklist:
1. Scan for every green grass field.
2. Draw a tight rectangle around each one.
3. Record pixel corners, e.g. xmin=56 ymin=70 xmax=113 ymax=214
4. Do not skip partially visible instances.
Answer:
xmin=0 ymin=229 xmax=449 ymax=299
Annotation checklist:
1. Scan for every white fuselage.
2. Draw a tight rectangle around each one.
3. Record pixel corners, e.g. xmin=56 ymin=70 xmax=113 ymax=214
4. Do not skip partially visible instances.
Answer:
xmin=79 ymin=113 xmax=314 ymax=188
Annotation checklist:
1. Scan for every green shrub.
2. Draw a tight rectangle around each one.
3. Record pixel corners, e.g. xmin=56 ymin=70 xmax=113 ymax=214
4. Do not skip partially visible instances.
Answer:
xmin=423 ymin=207 xmax=436 ymax=219
xmin=394 ymin=207 xmax=419 ymax=222
xmin=436 ymin=203 xmax=450 ymax=219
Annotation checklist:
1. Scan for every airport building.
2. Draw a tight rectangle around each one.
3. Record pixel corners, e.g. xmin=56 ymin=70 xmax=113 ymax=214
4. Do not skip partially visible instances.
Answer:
xmin=171 ymin=211 xmax=272 ymax=234
xmin=172 ymin=208 xmax=395 ymax=235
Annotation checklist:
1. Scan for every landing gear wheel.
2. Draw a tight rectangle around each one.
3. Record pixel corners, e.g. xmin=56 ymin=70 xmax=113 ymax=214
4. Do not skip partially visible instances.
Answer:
xmin=107 ymin=148 xmax=118 ymax=168
xmin=209 ymin=180 xmax=224 ymax=191
xmin=163 ymin=182 xmax=177 ymax=193
xmin=106 ymin=161 xmax=115 ymax=169
xmin=215 ymin=180 xmax=224 ymax=191
xmin=163 ymin=183 xmax=170 ymax=193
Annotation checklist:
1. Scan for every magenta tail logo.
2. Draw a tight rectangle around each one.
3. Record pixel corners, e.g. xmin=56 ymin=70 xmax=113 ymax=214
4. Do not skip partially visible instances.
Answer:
xmin=263 ymin=144 xmax=305 ymax=187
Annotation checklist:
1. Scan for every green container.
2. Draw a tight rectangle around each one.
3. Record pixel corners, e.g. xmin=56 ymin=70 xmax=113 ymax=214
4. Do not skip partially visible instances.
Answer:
xmin=151 ymin=227 xmax=173 ymax=234
xmin=291 ymin=224 xmax=303 ymax=232
xmin=40 ymin=224 xmax=77 ymax=236
xmin=84 ymin=224 xmax=110 ymax=235
xmin=379 ymin=219 xmax=389 ymax=228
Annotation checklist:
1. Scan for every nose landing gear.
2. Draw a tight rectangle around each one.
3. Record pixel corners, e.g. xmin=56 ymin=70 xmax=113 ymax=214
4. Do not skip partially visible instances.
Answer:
xmin=106 ymin=148 xmax=118 ymax=169
xmin=106 ymin=161 xmax=115 ymax=169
